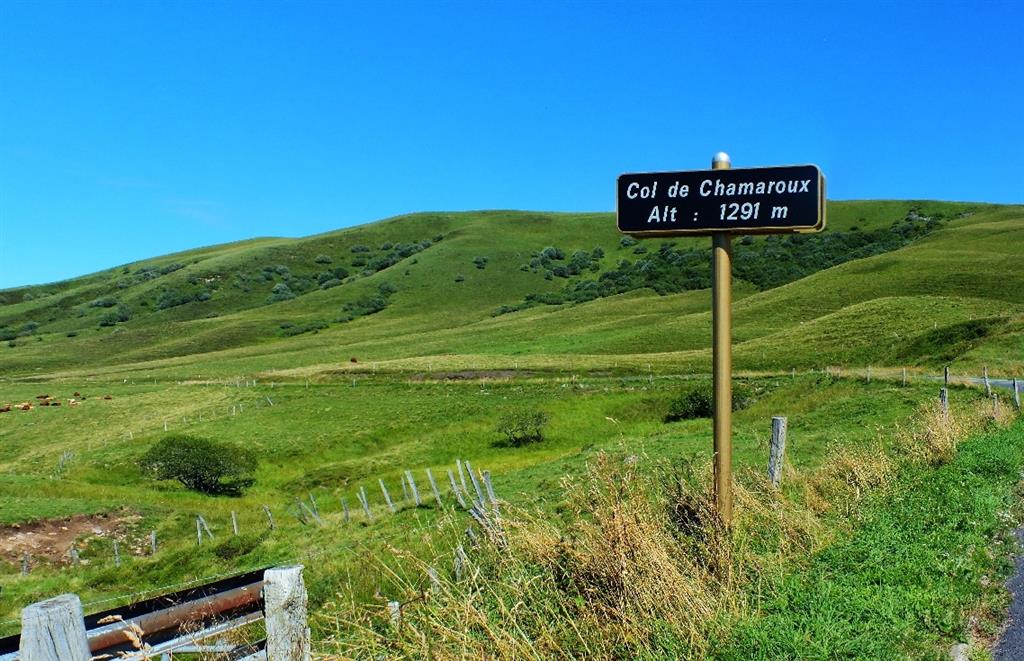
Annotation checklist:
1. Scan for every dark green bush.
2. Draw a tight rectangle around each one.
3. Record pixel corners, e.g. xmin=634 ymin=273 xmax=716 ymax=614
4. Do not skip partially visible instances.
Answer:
xmin=495 ymin=409 xmax=549 ymax=447
xmin=473 ymin=256 xmax=489 ymax=269
xmin=89 ymin=296 xmax=119 ymax=308
xmin=314 ymin=254 xmax=333 ymax=264
xmin=664 ymin=382 xmax=754 ymax=422
xmin=139 ymin=434 xmax=256 ymax=495
xmin=267 ymin=283 xmax=296 ymax=302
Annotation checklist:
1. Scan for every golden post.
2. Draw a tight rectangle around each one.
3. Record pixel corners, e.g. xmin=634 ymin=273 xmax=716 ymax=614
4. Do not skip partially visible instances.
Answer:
xmin=711 ymin=151 xmax=733 ymax=526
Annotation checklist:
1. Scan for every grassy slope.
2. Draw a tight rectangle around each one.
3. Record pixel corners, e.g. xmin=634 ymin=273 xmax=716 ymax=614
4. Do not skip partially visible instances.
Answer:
xmin=719 ymin=418 xmax=1024 ymax=659
xmin=1 ymin=201 xmax=1021 ymax=381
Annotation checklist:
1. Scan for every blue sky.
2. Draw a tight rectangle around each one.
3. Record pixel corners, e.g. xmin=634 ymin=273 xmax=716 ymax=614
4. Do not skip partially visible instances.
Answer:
xmin=1 ymin=0 xmax=1022 ymax=289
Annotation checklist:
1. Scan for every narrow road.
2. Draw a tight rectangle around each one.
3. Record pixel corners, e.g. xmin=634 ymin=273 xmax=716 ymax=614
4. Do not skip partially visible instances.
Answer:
xmin=996 ymin=527 xmax=1024 ymax=660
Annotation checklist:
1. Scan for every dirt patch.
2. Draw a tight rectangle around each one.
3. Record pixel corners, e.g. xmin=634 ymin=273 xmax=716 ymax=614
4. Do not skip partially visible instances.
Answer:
xmin=408 ymin=370 xmax=526 ymax=381
xmin=0 ymin=512 xmax=140 ymax=566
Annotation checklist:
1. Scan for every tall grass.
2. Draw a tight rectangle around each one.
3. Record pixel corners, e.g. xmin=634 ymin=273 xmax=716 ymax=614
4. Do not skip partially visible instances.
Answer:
xmin=317 ymin=399 xmax=1017 ymax=659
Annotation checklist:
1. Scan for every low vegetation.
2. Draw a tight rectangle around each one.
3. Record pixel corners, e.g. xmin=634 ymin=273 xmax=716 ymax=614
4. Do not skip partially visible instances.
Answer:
xmin=138 ymin=434 xmax=256 ymax=496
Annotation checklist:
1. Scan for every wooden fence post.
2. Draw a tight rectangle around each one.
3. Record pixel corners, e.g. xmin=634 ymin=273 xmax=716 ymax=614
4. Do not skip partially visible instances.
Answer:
xmin=341 ymin=497 xmax=350 ymax=522
xmin=447 ymin=469 xmax=468 ymax=509
xmin=902 ymin=368 xmax=907 ymax=387
xmin=482 ymin=471 xmax=498 ymax=505
xmin=19 ymin=594 xmax=91 ymax=661
xmin=984 ymin=366 xmax=991 ymax=397
xmin=21 ymin=553 xmax=29 ymax=575
xmin=993 ymin=394 xmax=1000 ymax=416
xmin=359 ymin=486 xmax=373 ymax=520
xmin=400 ymin=475 xmax=410 ymax=501
xmin=768 ymin=416 xmax=788 ymax=487
xmin=944 ymin=366 xmax=950 ymax=387
xmin=404 ymin=470 xmax=422 ymax=506
xmin=263 ymin=505 xmax=276 ymax=530
xmin=426 ymin=468 xmax=443 ymax=505
xmin=379 ymin=479 xmax=396 ymax=513
xmin=465 ymin=461 xmax=486 ymax=505
xmin=1014 ymin=378 xmax=1021 ymax=410
xmin=264 ymin=565 xmax=311 ymax=661
xmin=231 ymin=511 xmax=239 ymax=536
xmin=456 ymin=460 xmax=469 ymax=495
xmin=940 ymin=388 xmax=949 ymax=416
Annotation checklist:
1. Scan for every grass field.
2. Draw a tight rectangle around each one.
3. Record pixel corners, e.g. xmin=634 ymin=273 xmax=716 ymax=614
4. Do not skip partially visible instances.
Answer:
xmin=1 ymin=199 xmax=1022 ymax=656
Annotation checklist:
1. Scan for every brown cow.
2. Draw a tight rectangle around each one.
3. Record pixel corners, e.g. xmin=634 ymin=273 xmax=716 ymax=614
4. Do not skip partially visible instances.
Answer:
xmin=103 ymin=395 xmax=113 ymax=400
xmin=35 ymin=394 xmax=50 ymax=399
xmin=0 ymin=405 xmax=11 ymax=413
xmin=51 ymin=401 xmax=61 ymax=407
xmin=73 ymin=392 xmax=82 ymax=397
xmin=17 ymin=403 xmax=32 ymax=411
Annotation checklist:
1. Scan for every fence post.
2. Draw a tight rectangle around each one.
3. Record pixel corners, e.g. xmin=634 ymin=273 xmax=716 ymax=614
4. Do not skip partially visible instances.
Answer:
xmin=940 ymin=388 xmax=949 ymax=417
xmin=264 ymin=565 xmax=311 ymax=661
xmin=984 ymin=366 xmax=991 ymax=397
xmin=902 ymin=368 xmax=907 ymax=387
xmin=379 ymin=479 xmax=396 ymax=513
xmin=944 ymin=366 xmax=949 ymax=387
xmin=359 ymin=486 xmax=373 ymax=520
xmin=465 ymin=461 xmax=486 ymax=505
xmin=19 ymin=594 xmax=91 ymax=661
xmin=768 ymin=416 xmax=788 ymax=487
xmin=993 ymin=394 xmax=1000 ymax=416
xmin=1014 ymin=378 xmax=1021 ymax=410
xmin=447 ymin=469 xmax=469 ymax=509
xmin=231 ymin=511 xmax=239 ymax=536
xmin=404 ymin=470 xmax=422 ymax=506
xmin=263 ymin=505 xmax=276 ymax=530
xmin=113 ymin=540 xmax=121 ymax=568
xmin=341 ymin=497 xmax=350 ymax=522
xmin=426 ymin=468 xmax=443 ymax=505
xmin=866 ymin=366 xmax=871 ymax=383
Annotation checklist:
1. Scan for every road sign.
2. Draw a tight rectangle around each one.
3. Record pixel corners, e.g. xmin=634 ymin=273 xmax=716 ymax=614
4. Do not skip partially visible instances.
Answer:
xmin=617 ymin=164 xmax=825 ymax=236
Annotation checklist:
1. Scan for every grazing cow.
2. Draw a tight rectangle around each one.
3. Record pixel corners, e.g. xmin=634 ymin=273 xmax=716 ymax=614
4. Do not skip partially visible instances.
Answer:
xmin=35 ymin=394 xmax=50 ymax=399
xmin=17 ymin=403 xmax=32 ymax=411
xmin=103 ymin=395 xmax=113 ymax=400
xmin=350 ymin=357 xmax=358 ymax=363
xmin=73 ymin=391 xmax=82 ymax=397
xmin=0 ymin=405 xmax=11 ymax=413
xmin=39 ymin=399 xmax=51 ymax=406
xmin=68 ymin=399 xmax=79 ymax=407
xmin=51 ymin=401 xmax=61 ymax=407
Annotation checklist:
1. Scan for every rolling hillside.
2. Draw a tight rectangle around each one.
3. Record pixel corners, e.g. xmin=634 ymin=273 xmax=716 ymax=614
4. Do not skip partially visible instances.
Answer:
xmin=0 ymin=200 xmax=1020 ymax=380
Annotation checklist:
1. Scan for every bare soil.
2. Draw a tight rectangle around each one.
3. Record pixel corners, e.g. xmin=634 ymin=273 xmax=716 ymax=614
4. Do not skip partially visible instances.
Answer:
xmin=0 ymin=512 xmax=139 ymax=565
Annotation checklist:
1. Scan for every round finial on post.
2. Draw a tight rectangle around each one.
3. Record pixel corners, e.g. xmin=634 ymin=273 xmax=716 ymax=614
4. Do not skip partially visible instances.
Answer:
xmin=712 ymin=152 xmax=732 ymax=170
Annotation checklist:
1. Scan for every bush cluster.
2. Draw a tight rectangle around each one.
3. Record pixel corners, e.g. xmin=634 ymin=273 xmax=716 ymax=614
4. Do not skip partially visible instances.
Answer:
xmin=664 ymin=382 xmax=755 ymax=422
xmin=495 ymin=409 xmax=549 ymax=447
xmin=139 ymin=434 xmax=256 ymax=496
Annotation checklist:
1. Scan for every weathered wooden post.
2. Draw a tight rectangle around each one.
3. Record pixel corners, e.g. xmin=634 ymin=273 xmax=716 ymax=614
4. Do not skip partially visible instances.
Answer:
xmin=264 ymin=565 xmax=311 ymax=661
xmin=447 ymin=469 xmax=469 ymax=509
xmin=19 ymin=594 xmax=91 ymax=661
xmin=263 ymin=504 xmax=276 ymax=530
xmin=1014 ymin=378 xmax=1021 ymax=410
xmin=426 ymin=468 xmax=443 ymax=505
xmin=465 ymin=460 xmax=486 ymax=505
xmin=940 ymin=388 xmax=949 ymax=417
xmin=993 ymin=394 xmax=1000 ymax=416
xmin=231 ymin=511 xmax=239 ymax=536
xmin=984 ymin=366 xmax=991 ymax=397
xmin=358 ymin=486 xmax=373 ymax=520
xmin=902 ymin=368 xmax=907 ymax=387
xmin=768 ymin=416 xmax=788 ymax=487
xmin=404 ymin=470 xmax=422 ymax=506
xmin=21 ymin=553 xmax=29 ymax=575
xmin=944 ymin=365 xmax=950 ymax=387
xmin=340 ymin=497 xmax=350 ymax=522
xmin=482 ymin=471 xmax=498 ymax=505
xmin=379 ymin=479 xmax=396 ymax=513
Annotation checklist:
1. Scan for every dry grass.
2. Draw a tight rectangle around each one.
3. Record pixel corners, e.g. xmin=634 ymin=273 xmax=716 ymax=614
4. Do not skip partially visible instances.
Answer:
xmin=315 ymin=400 xmax=1019 ymax=660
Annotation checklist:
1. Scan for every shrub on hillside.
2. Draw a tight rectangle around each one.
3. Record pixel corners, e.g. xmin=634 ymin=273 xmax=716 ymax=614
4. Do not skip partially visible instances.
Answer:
xmin=473 ymin=256 xmax=489 ymax=270
xmin=664 ymin=382 xmax=754 ymax=422
xmin=495 ymin=409 xmax=549 ymax=447
xmin=89 ymin=296 xmax=119 ymax=308
xmin=314 ymin=254 xmax=333 ymax=264
xmin=267 ymin=282 xmax=296 ymax=302
xmin=139 ymin=434 xmax=256 ymax=496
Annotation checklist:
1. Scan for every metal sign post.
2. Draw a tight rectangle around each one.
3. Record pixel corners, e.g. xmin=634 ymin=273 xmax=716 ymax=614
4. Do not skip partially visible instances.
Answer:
xmin=616 ymin=153 xmax=826 ymax=527
xmin=710 ymin=152 xmax=732 ymax=525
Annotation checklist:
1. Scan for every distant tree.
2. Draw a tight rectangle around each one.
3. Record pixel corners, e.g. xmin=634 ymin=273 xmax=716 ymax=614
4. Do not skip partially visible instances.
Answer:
xmin=495 ymin=409 xmax=549 ymax=447
xmin=314 ymin=254 xmax=333 ymax=264
xmin=139 ymin=434 xmax=256 ymax=496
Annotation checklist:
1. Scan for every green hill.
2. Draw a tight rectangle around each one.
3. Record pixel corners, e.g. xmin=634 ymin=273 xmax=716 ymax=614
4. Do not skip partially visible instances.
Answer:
xmin=1 ymin=200 xmax=1020 ymax=379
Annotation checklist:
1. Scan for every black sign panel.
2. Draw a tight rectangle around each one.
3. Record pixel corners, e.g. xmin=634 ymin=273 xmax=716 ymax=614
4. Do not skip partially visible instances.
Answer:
xmin=617 ymin=164 xmax=825 ymax=236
